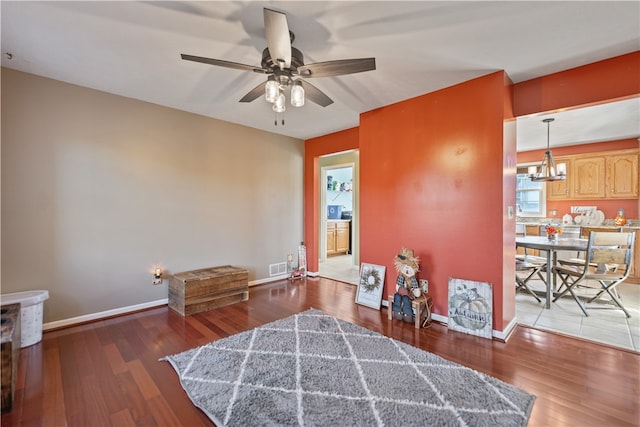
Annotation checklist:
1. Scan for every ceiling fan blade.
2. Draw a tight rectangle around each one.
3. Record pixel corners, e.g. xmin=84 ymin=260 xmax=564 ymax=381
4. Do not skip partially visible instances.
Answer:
xmin=264 ymin=8 xmax=291 ymax=69
xmin=181 ymin=54 xmax=268 ymax=74
xmin=300 ymin=80 xmax=333 ymax=107
xmin=298 ymin=58 xmax=376 ymax=78
xmin=239 ymin=81 xmax=267 ymax=103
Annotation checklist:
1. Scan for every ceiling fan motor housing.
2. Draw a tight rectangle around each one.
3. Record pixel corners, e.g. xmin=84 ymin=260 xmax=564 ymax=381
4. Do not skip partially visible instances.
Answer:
xmin=261 ymin=46 xmax=304 ymax=74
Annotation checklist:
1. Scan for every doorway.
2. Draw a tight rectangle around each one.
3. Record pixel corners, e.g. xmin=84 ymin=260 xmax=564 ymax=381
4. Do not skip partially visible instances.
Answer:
xmin=319 ymin=154 xmax=359 ymax=285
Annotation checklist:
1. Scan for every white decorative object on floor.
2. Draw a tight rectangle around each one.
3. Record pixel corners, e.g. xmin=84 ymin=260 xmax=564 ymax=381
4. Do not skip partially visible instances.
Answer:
xmin=448 ymin=278 xmax=493 ymax=339
xmin=0 ymin=290 xmax=49 ymax=347
xmin=355 ymin=263 xmax=385 ymax=309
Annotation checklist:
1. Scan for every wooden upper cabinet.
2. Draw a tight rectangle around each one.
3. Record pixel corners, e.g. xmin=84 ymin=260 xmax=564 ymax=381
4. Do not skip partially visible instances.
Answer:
xmin=607 ymin=153 xmax=638 ymax=198
xmin=547 ymin=159 xmax=571 ymax=200
xmin=546 ymin=149 xmax=638 ymax=201
xmin=573 ymin=156 xmax=606 ymax=198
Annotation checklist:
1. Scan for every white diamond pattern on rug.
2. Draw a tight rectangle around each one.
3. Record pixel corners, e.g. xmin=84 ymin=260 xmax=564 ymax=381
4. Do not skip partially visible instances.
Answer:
xmin=162 ymin=308 xmax=535 ymax=427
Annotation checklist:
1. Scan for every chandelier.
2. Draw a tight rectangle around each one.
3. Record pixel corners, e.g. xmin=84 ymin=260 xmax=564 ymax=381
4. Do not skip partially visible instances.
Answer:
xmin=528 ymin=118 xmax=566 ymax=182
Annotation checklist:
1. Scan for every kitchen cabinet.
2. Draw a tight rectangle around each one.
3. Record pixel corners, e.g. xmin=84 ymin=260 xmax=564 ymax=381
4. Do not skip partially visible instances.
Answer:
xmin=607 ymin=153 xmax=638 ymax=198
xmin=326 ymin=220 xmax=350 ymax=256
xmin=573 ymin=156 xmax=606 ymax=198
xmin=547 ymin=159 xmax=572 ymax=200
xmin=547 ymin=156 xmax=605 ymax=200
xmin=546 ymin=149 xmax=638 ymax=200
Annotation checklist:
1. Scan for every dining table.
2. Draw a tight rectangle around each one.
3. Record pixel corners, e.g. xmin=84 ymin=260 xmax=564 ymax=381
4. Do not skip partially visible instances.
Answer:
xmin=515 ymin=235 xmax=590 ymax=309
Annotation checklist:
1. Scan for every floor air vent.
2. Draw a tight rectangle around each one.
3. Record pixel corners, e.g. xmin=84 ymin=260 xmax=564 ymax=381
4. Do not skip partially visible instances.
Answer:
xmin=269 ymin=262 xmax=287 ymax=277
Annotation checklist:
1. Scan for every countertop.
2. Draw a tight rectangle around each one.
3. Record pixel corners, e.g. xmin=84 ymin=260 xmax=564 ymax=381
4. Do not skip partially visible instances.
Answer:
xmin=517 ymin=218 xmax=639 ymax=228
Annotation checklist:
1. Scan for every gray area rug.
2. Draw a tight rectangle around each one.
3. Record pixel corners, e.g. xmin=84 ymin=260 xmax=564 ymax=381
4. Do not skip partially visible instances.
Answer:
xmin=161 ymin=308 xmax=535 ymax=426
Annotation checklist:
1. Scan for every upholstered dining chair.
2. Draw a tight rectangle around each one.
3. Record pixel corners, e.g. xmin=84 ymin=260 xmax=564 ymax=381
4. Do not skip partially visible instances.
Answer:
xmin=553 ymin=231 xmax=636 ymax=318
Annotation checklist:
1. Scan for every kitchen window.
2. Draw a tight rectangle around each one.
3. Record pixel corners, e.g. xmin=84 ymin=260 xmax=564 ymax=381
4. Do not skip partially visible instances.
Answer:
xmin=516 ymin=165 xmax=546 ymax=217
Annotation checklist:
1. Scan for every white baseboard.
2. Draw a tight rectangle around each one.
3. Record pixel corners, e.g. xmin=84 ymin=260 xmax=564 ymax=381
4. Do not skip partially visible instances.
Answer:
xmin=494 ymin=315 xmax=518 ymax=341
xmin=44 ymin=277 xmax=287 ymax=330
xmin=44 ymin=281 xmax=517 ymax=341
xmin=249 ymin=275 xmax=289 ymax=285
xmin=251 ymin=272 xmax=320 ymax=284
xmin=43 ymin=298 xmax=169 ymax=331
xmin=382 ymin=298 xmax=513 ymax=339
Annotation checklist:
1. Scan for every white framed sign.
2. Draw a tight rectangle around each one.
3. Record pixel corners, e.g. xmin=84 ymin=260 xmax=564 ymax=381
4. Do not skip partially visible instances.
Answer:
xmin=447 ymin=277 xmax=493 ymax=339
xmin=355 ymin=263 xmax=386 ymax=310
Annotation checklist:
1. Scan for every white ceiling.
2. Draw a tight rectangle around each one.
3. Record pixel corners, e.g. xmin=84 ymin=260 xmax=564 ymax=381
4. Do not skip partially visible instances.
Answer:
xmin=2 ymin=1 xmax=639 ymax=150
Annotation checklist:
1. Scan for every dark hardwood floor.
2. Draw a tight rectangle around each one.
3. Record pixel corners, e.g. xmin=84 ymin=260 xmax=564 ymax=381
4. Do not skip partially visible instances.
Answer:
xmin=2 ymin=277 xmax=639 ymax=426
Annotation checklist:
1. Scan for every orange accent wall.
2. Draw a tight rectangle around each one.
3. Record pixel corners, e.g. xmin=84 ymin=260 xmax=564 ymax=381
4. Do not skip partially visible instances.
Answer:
xmin=518 ymin=138 xmax=639 ymax=219
xmin=304 ymin=127 xmax=359 ymax=273
xmin=514 ymin=51 xmax=640 ymax=116
xmin=359 ymin=71 xmax=513 ymax=331
xmin=304 ymin=53 xmax=639 ymax=336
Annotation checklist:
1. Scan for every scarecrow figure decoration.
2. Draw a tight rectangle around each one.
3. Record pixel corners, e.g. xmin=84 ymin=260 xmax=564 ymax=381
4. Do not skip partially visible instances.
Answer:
xmin=391 ymin=247 xmax=422 ymax=323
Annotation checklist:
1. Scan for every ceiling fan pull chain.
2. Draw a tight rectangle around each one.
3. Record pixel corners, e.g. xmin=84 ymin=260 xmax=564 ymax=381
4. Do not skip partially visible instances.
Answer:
xmin=273 ymin=111 xmax=286 ymax=126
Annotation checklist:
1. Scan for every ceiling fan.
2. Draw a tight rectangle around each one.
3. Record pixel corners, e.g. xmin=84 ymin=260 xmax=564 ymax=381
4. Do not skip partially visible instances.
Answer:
xmin=181 ymin=8 xmax=376 ymax=124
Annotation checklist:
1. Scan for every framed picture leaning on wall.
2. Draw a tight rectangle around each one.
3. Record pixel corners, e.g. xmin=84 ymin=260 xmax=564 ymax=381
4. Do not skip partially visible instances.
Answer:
xmin=355 ymin=263 xmax=386 ymax=309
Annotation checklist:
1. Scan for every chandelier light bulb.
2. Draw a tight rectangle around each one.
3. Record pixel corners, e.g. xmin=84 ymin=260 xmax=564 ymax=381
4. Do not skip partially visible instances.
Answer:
xmin=556 ymin=163 xmax=566 ymax=176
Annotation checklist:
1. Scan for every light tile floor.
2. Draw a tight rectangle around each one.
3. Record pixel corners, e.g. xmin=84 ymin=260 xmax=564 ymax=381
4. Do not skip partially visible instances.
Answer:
xmin=516 ymin=278 xmax=640 ymax=352
xmin=322 ymin=257 xmax=640 ymax=352
xmin=318 ymin=255 xmax=360 ymax=285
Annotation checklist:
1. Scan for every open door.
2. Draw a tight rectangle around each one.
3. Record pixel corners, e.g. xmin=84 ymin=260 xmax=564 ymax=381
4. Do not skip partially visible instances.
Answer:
xmin=319 ymin=160 xmax=359 ymax=284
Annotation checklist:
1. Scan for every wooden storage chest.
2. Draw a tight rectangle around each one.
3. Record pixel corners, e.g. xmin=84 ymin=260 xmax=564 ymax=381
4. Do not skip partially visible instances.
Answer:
xmin=1 ymin=303 xmax=21 ymax=413
xmin=168 ymin=265 xmax=249 ymax=316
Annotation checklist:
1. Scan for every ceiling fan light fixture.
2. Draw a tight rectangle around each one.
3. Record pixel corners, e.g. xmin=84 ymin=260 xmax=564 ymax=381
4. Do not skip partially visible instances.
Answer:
xmin=182 ymin=8 xmax=375 ymax=125
xmin=290 ymin=81 xmax=304 ymax=107
xmin=265 ymin=78 xmax=278 ymax=103
xmin=529 ymin=118 xmax=566 ymax=182
xmin=273 ymin=91 xmax=286 ymax=113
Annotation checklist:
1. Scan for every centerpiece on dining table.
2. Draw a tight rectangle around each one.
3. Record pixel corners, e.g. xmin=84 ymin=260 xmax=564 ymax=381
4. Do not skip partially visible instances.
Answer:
xmin=545 ymin=224 xmax=564 ymax=241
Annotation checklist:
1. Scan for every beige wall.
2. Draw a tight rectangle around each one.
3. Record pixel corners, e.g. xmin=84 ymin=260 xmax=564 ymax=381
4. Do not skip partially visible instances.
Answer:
xmin=1 ymin=68 xmax=304 ymax=323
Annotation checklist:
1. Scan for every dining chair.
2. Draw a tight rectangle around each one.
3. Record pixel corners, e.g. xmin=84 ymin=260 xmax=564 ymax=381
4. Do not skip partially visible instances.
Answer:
xmin=515 ymin=223 xmax=546 ymax=301
xmin=515 ymin=224 xmax=547 ymax=275
xmin=558 ymin=226 xmax=622 ymax=268
xmin=552 ymin=231 xmax=636 ymax=318
xmin=516 ymin=260 xmax=543 ymax=302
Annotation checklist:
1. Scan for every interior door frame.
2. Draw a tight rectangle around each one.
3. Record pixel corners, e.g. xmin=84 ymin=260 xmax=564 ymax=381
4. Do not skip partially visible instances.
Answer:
xmin=319 ymin=162 xmax=356 ymax=266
